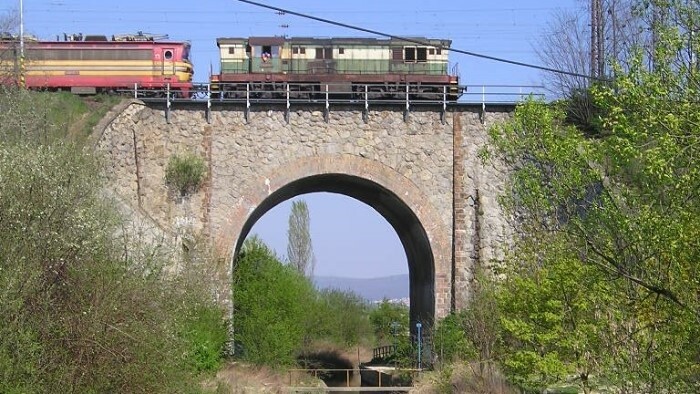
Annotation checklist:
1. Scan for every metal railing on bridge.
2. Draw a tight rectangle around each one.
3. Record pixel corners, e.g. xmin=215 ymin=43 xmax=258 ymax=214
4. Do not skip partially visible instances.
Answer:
xmin=125 ymin=82 xmax=545 ymax=124
xmin=372 ymin=345 xmax=396 ymax=360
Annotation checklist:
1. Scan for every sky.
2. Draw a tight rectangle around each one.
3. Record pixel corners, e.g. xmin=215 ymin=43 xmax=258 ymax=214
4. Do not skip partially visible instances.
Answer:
xmin=2 ymin=0 xmax=582 ymax=278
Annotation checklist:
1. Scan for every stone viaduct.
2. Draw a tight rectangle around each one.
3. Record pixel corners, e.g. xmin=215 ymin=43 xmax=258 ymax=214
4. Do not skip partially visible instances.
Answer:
xmin=94 ymin=100 xmax=514 ymax=327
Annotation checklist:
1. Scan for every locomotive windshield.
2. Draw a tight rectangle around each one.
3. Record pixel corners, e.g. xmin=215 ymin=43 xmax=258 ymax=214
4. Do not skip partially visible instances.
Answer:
xmin=182 ymin=44 xmax=191 ymax=61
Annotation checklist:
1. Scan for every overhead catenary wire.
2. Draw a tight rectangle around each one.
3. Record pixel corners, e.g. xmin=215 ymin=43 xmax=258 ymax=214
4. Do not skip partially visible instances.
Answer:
xmin=236 ymin=0 xmax=600 ymax=81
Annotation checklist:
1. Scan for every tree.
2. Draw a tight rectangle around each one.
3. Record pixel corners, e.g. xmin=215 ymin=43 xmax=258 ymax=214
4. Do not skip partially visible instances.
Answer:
xmin=537 ymin=0 xmax=647 ymax=94
xmin=286 ymin=199 xmax=316 ymax=277
xmin=535 ymin=0 xmax=647 ymax=133
xmin=232 ymin=236 xmax=316 ymax=366
xmin=0 ymin=89 xmax=224 ymax=393
xmin=486 ymin=2 xmax=700 ymax=390
xmin=369 ymin=300 xmax=410 ymax=345
xmin=0 ymin=9 xmax=19 ymax=85
xmin=311 ymin=288 xmax=373 ymax=347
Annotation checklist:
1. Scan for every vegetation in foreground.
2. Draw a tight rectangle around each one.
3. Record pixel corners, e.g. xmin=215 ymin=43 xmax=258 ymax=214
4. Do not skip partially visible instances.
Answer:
xmin=6 ymin=2 xmax=700 ymax=392
xmin=480 ymin=1 xmax=700 ymax=392
xmin=0 ymin=88 xmax=227 ymax=393
xmin=231 ymin=237 xmax=377 ymax=368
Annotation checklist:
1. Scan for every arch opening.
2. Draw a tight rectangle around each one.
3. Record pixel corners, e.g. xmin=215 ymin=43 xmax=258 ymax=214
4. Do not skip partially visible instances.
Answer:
xmin=233 ymin=173 xmax=435 ymax=328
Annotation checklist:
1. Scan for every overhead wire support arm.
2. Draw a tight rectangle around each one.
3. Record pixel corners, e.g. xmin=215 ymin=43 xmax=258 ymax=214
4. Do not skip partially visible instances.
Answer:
xmin=206 ymin=83 xmax=212 ymax=124
xmin=404 ymin=83 xmax=410 ymax=122
xmin=363 ymin=84 xmax=369 ymax=124
xmin=324 ymin=84 xmax=329 ymax=123
xmin=165 ymin=83 xmax=171 ymax=124
xmin=285 ymin=83 xmax=290 ymax=124
xmin=245 ymin=83 xmax=250 ymax=123
xmin=441 ymin=85 xmax=447 ymax=125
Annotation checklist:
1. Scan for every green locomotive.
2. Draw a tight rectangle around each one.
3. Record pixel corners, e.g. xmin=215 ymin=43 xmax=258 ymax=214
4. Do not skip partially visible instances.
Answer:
xmin=211 ymin=36 xmax=461 ymax=100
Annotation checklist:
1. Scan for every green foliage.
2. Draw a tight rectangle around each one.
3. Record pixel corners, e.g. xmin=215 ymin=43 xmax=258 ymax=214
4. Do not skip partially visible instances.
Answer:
xmin=487 ymin=3 xmax=700 ymax=390
xmin=496 ymin=236 xmax=610 ymax=392
xmin=0 ymin=87 xmax=223 ymax=393
xmin=432 ymin=313 xmax=476 ymax=364
xmin=369 ymin=299 xmax=410 ymax=346
xmin=165 ymin=152 xmax=207 ymax=197
xmin=232 ymin=236 xmax=378 ymax=368
xmin=286 ymin=199 xmax=315 ymax=277
xmin=310 ymin=288 xmax=373 ymax=347
xmin=0 ymin=88 xmax=119 ymax=142
xmin=232 ymin=237 xmax=316 ymax=367
xmin=180 ymin=304 xmax=229 ymax=374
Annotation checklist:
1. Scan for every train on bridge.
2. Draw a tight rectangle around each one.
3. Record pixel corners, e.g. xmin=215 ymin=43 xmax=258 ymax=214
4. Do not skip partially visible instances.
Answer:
xmin=0 ymin=32 xmax=462 ymax=101
xmin=0 ymin=32 xmax=193 ymax=96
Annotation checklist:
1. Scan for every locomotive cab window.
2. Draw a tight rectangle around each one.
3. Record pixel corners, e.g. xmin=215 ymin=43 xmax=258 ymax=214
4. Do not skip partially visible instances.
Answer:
xmin=404 ymin=47 xmax=415 ymax=62
xmin=315 ymin=47 xmax=333 ymax=59
xmin=262 ymin=45 xmax=272 ymax=57
xmin=404 ymin=46 xmax=428 ymax=63
xmin=164 ymin=50 xmax=173 ymax=60
xmin=416 ymin=47 xmax=427 ymax=62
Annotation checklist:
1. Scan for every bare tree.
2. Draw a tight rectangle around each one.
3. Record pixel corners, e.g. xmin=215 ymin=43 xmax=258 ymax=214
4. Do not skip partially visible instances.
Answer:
xmin=536 ymin=0 xmax=646 ymax=95
xmin=0 ymin=8 xmax=18 ymax=34
xmin=535 ymin=0 xmax=648 ymax=134
xmin=286 ymin=199 xmax=315 ymax=277
xmin=0 ymin=9 xmax=20 ymax=86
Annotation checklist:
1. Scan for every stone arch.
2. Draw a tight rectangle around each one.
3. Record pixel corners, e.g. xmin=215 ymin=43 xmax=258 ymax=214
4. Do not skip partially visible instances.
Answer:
xmin=218 ymin=154 xmax=452 ymax=326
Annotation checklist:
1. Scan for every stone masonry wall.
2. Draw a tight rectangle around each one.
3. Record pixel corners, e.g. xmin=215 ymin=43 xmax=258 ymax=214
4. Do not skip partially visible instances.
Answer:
xmin=95 ymin=100 xmax=512 ymax=319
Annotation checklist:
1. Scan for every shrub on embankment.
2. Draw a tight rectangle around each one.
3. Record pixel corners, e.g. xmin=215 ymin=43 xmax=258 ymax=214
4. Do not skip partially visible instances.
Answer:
xmin=232 ymin=237 xmax=374 ymax=368
xmin=0 ymin=88 xmax=226 ymax=393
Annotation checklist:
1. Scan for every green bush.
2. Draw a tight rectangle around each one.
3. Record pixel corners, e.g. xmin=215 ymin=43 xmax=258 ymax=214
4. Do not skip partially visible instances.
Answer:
xmin=0 ymin=88 xmax=220 ymax=393
xmin=432 ymin=312 xmax=477 ymax=364
xmin=180 ymin=304 xmax=229 ymax=373
xmin=369 ymin=299 xmax=409 ymax=346
xmin=165 ymin=152 xmax=207 ymax=197
xmin=232 ymin=237 xmax=316 ymax=367
xmin=311 ymin=288 xmax=373 ymax=347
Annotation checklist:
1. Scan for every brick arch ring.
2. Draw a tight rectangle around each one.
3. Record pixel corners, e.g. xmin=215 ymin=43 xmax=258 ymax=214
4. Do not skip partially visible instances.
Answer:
xmin=217 ymin=153 xmax=452 ymax=321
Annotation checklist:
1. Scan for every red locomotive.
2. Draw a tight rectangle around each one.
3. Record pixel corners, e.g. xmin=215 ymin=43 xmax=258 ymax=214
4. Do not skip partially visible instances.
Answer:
xmin=0 ymin=32 xmax=193 ymax=96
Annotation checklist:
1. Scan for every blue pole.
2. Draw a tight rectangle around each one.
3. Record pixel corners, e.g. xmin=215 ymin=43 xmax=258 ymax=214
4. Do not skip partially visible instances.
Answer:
xmin=416 ymin=322 xmax=422 ymax=369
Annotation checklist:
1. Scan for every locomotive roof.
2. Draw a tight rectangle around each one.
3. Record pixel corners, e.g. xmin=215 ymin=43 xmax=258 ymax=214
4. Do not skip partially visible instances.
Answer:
xmin=216 ymin=36 xmax=452 ymax=47
xmin=9 ymin=32 xmax=187 ymax=44
xmin=14 ymin=40 xmax=190 ymax=48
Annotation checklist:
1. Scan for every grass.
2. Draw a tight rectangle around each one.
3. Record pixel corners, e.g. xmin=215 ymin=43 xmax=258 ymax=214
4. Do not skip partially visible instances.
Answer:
xmin=26 ymin=91 xmax=121 ymax=141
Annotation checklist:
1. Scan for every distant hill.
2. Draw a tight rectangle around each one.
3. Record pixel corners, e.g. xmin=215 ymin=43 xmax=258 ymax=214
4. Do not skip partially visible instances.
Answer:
xmin=313 ymin=274 xmax=409 ymax=302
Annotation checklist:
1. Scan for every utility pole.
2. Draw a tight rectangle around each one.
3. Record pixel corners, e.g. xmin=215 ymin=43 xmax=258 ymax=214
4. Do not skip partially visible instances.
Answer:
xmin=610 ymin=0 xmax=617 ymax=69
xmin=416 ymin=322 xmax=422 ymax=370
xmin=590 ymin=0 xmax=604 ymax=78
xmin=19 ymin=0 xmax=25 ymax=87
